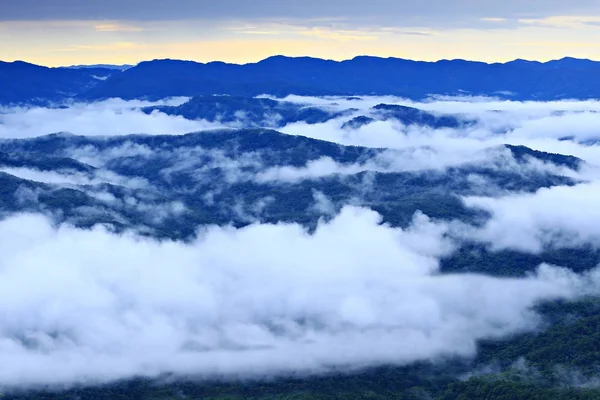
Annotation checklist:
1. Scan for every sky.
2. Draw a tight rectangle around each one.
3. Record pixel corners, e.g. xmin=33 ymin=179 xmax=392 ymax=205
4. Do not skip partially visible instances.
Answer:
xmin=2 ymin=1 xmax=600 ymax=69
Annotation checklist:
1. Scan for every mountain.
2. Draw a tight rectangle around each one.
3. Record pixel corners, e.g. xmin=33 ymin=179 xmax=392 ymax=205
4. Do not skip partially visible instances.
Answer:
xmin=505 ymin=145 xmax=583 ymax=170
xmin=80 ymin=56 xmax=600 ymax=101
xmin=0 ymin=129 xmax=580 ymax=240
xmin=340 ymin=105 xmax=473 ymax=130
xmin=3 ymin=56 xmax=600 ymax=105
xmin=372 ymin=103 xmax=475 ymax=128
xmin=342 ymin=115 xmax=376 ymax=129
xmin=142 ymin=95 xmax=352 ymax=127
xmin=0 ymin=61 xmax=116 ymax=105
xmin=63 ymin=64 xmax=134 ymax=71
xmin=140 ymin=96 xmax=476 ymax=129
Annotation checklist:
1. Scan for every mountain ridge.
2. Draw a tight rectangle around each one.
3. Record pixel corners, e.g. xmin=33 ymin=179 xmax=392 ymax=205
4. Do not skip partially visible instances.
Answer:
xmin=0 ymin=128 xmax=581 ymax=239
xmin=3 ymin=55 xmax=600 ymax=105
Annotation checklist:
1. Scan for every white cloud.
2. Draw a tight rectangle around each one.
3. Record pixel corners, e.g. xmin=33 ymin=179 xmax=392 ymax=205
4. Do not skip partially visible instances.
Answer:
xmin=252 ymin=145 xmax=581 ymax=184
xmin=66 ymin=141 xmax=156 ymax=167
xmin=255 ymin=156 xmax=364 ymax=183
xmin=0 ymin=167 xmax=93 ymax=186
xmin=272 ymin=96 xmax=600 ymax=177
xmin=0 ymin=98 xmax=227 ymax=138
xmin=0 ymin=208 xmax=598 ymax=387
xmin=311 ymin=190 xmax=336 ymax=215
xmin=461 ymin=181 xmax=600 ymax=253
xmin=4 ymin=95 xmax=600 ymax=178
xmin=0 ymin=166 xmax=149 ymax=189
xmin=2 ymin=94 xmax=590 ymax=188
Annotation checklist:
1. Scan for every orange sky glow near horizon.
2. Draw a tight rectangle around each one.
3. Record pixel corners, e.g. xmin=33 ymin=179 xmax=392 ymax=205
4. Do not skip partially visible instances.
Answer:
xmin=2 ymin=13 xmax=600 ymax=66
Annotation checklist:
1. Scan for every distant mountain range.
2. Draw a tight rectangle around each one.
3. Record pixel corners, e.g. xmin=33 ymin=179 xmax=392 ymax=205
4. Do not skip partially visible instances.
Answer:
xmin=63 ymin=64 xmax=134 ymax=71
xmin=140 ymin=95 xmax=473 ymax=129
xmin=141 ymin=95 xmax=353 ymax=127
xmin=0 ymin=61 xmax=116 ymax=105
xmin=2 ymin=56 xmax=600 ymax=105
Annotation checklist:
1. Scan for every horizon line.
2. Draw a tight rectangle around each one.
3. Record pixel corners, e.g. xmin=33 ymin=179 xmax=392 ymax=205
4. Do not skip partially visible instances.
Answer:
xmin=1 ymin=54 xmax=598 ymax=69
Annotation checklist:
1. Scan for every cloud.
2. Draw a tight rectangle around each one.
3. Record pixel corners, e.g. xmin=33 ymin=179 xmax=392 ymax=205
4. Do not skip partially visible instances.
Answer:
xmin=0 ymin=167 xmax=149 ymax=189
xmin=94 ymin=22 xmax=145 ymax=32
xmin=0 ymin=98 xmax=225 ymax=138
xmin=481 ymin=18 xmax=508 ymax=23
xmin=311 ymin=190 xmax=336 ymax=215
xmin=0 ymin=163 xmax=189 ymax=232
xmin=518 ymin=16 xmax=600 ymax=29
xmin=460 ymin=181 xmax=600 ymax=253
xmin=251 ymin=146 xmax=580 ymax=185
xmin=54 ymin=133 xmax=579 ymax=191
xmin=464 ymin=357 xmax=600 ymax=389
xmin=0 ymin=208 xmax=599 ymax=387
xmin=254 ymin=156 xmax=365 ymax=183
xmin=3 ymin=95 xmax=599 ymax=188
xmin=274 ymin=95 xmax=600 ymax=171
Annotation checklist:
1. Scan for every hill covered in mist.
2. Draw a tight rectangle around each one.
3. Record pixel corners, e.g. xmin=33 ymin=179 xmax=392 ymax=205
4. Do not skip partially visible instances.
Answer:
xmin=1 ymin=92 xmax=600 ymax=399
